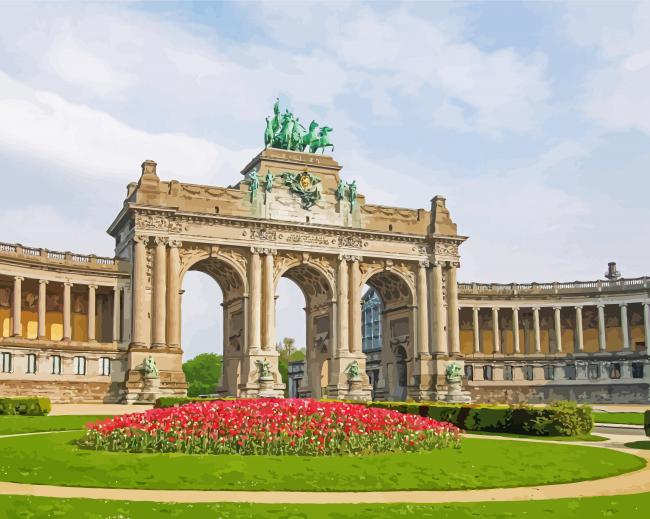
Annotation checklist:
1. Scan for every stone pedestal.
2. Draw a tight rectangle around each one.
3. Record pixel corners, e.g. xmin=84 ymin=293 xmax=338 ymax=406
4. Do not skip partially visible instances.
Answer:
xmin=258 ymin=375 xmax=283 ymax=398
xmin=443 ymin=380 xmax=471 ymax=403
xmin=345 ymin=377 xmax=369 ymax=401
xmin=136 ymin=375 xmax=161 ymax=404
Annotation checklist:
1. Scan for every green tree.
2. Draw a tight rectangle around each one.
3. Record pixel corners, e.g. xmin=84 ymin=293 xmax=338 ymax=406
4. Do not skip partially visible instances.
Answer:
xmin=182 ymin=353 xmax=223 ymax=397
xmin=276 ymin=337 xmax=305 ymax=395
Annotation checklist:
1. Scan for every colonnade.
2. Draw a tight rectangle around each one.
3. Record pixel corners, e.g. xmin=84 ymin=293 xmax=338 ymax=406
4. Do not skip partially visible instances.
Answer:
xmin=8 ymin=275 xmax=122 ymax=343
xmin=463 ymin=302 xmax=650 ymax=354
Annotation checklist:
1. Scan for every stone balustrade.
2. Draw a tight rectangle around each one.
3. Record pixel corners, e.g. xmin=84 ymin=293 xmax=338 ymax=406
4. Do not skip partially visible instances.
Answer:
xmin=0 ymin=241 xmax=126 ymax=270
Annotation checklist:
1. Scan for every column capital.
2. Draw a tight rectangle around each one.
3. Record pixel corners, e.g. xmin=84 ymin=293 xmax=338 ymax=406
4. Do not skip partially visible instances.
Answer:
xmin=619 ymin=302 xmax=628 ymax=308
xmin=574 ymin=305 xmax=583 ymax=310
xmin=153 ymin=236 xmax=168 ymax=246
xmin=447 ymin=261 xmax=461 ymax=268
xmin=553 ymin=306 xmax=562 ymax=311
xmin=133 ymin=234 xmax=149 ymax=244
xmin=532 ymin=306 xmax=540 ymax=311
xmin=491 ymin=306 xmax=500 ymax=311
xmin=113 ymin=286 xmax=121 ymax=293
xmin=340 ymin=254 xmax=361 ymax=262
xmin=64 ymin=281 xmax=73 ymax=287
xmin=168 ymin=239 xmax=183 ymax=248
xmin=38 ymin=279 xmax=49 ymax=285
xmin=88 ymin=284 xmax=98 ymax=290
xmin=597 ymin=302 xmax=606 ymax=309
xmin=418 ymin=260 xmax=430 ymax=268
xmin=260 ymin=247 xmax=277 ymax=256
xmin=472 ymin=305 xmax=480 ymax=311
xmin=512 ymin=306 xmax=520 ymax=311
xmin=13 ymin=276 xmax=24 ymax=282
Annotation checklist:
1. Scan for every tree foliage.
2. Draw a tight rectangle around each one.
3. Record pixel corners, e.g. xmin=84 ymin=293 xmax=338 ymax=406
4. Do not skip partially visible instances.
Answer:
xmin=182 ymin=353 xmax=222 ymax=397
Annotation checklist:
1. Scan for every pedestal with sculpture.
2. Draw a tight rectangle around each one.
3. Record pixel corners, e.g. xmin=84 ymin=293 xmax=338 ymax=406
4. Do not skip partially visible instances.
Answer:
xmin=443 ymin=362 xmax=472 ymax=403
xmin=136 ymin=355 xmax=161 ymax=404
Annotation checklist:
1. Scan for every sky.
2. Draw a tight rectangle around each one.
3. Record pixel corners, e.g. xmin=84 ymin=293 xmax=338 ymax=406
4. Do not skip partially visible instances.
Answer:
xmin=1 ymin=1 xmax=649 ymax=359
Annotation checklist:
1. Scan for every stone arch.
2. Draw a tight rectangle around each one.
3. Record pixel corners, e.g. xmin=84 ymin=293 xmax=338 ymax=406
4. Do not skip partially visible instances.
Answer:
xmin=178 ymin=247 xmax=249 ymax=397
xmin=275 ymin=257 xmax=335 ymax=398
xmin=361 ymin=267 xmax=416 ymax=401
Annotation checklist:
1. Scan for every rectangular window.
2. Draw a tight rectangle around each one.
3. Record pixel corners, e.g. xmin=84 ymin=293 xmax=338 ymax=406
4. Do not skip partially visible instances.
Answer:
xmin=564 ymin=364 xmax=576 ymax=380
xmin=503 ymin=365 xmax=513 ymax=381
xmin=544 ymin=365 xmax=555 ymax=381
xmin=588 ymin=363 xmax=600 ymax=380
xmin=51 ymin=355 xmax=61 ymax=375
xmin=26 ymin=354 xmax=37 ymax=374
xmin=483 ymin=365 xmax=493 ymax=381
xmin=1 ymin=352 xmax=12 ymax=373
xmin=524 ymin=365 xmax=534 ymax=381
xmin=632 ymin=362 xmax=644 ymax=379
xmin=73 ymin=356 xmax=86 ymax=375
xmin=609 ymin=363 xmax=621 ymax=379
xmin=99 ymin=357 xmax=111 ymax=376
xmin=464 ymin=364 xmax=474 ymax=381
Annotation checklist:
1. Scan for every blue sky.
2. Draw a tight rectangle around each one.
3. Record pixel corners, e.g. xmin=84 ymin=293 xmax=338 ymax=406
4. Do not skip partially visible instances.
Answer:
xmin=1 ymin=1 xmax=649 ymax=358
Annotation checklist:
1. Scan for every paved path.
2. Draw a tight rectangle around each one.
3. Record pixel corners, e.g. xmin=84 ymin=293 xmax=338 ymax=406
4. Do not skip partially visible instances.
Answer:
xmin=0 ymin=430 xmax=648 ymax=503
xmin=50 ymin=404 xmax=152 ymax=416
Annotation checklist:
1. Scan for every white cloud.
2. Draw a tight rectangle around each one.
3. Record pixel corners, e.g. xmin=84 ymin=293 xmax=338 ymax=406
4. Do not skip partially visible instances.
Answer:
xmin=565 ymin=2 xmax=650 ymax=135
xmin=0 ymin=70 xmax=254 ymax=184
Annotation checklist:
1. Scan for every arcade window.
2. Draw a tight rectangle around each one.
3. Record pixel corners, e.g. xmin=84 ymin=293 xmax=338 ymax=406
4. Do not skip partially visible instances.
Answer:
xmin=588 ymin=363 xmax=600 ymax=380
xmin=1 ymin=352 xmax=12 ymax=373
xmin=632 ymin=362 xmax=644 ymax=379
xmin=564 ymin=364 xmax=576 ymax=380
xmin=100 ymin=357 xmax=111 ymax=376
xmin=73 ymin=356 xmax=86 ymax=375
xmin=26 ymin=354 xmax=37 ymax=374
xmin=544 ymin=365 xmax=555 ymax=380
xmin=464 ymin=364 xmax=474 ymax=381
xmin=51 ymin=355 xmax=61 ymax=375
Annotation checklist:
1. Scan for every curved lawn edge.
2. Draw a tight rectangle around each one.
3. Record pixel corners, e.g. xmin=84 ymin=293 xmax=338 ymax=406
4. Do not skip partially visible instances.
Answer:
xmin=0 ymin=431 xmax=645 ymax=492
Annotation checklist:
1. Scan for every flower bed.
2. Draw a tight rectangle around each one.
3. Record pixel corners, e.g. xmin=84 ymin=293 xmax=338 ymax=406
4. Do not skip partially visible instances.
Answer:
xmin=80 ymin=399 xmax=460 ymax=456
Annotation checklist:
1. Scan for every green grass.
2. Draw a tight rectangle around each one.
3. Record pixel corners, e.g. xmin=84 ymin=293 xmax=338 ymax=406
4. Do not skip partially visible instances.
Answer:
xmin=594 ymin=412 xmax=645 ymax=425
xmin=0 ymin=493 xmax=649 ymax=518
xmin=0 ymin=431 xmax=643 ymax=491
xmin=0 ymin=415 xmax=109 ymax=435
xmin=467 ymin=430 xmax=607 ymax=442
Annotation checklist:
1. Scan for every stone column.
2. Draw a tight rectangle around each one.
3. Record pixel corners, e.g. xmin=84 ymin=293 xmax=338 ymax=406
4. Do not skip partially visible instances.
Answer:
xmin=112 ymin=287 xmax=121 ymax=343
xmin=38 ymin=280 xmax=48 ymax=339
xmin=597 ymin=304 xmax=607 ymax=351
xmin=447 ymin=262 xmax=460 ymax=354
xmin=12 ymin=276 xmax=23 ymax=337
xmin=336 ymin=256 xmax=349 ymax=355
xmin=63 ymin=282 xmax=72 ymax=341
xmin=431 ymin=262 xmax=446 ymax=354
xmin=472 ymin=307 xmax=480 ymax=353
xmin=512 ymin=307 xmax=520 ymax=354
xmin=151 ymin=237 xmax=167 ymax=348
xmin=88 ymin=284 xmax=97 ymax=342
xmin=553 ymin=306 xmax=562 ymax=353
xmin=575 ymin=306 xmax=584 ymax=352
xmin=643 ymin=303 xmax=650 ymax=351
xmin=166 ymin=241 xmax=181 ymax=349
xmin=416 ymin=261 xmax=429 ymax=355
xmin=248 ymin=248 xmax=262 ymax=351
xmin=533 ymin=307 xmax=541 ymax=353
xmin=620 ymin=303 xmax=630 ymax=350
xmin=131 ymin=235 xmax=148 ymax=347
xmin=492 ymin=307 xmax=500 ymax=353
xmin=262 ymin=250 xmax=275 ymax=351
xmin=348 ymin=257 xmax=361 ymax=354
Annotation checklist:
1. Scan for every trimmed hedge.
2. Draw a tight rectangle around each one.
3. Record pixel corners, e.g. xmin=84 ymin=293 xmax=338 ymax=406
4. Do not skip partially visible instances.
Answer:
xmin=155 ymin=396 xmax=232 ymax=408
xmin=367 ymin=400 xmax=593 ymax=436
xmin=0 ymin=397 xmax=51 ymax=416
xmin=645 ymin=410 xmax=649 ymax=437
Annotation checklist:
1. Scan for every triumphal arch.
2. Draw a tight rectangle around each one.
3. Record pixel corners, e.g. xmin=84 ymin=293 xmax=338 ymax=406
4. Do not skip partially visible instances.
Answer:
xmin=107 ymin=143 xmax=465 ymax=402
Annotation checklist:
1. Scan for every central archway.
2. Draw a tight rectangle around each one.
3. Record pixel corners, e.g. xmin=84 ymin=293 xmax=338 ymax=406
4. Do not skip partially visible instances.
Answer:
xmin=275 ymin=258 xmax=335 ymax=398
xmin=181 ymin=252 xmax=248 ymax=397
xmin=361 ymin=268 xmax=415 ymax=401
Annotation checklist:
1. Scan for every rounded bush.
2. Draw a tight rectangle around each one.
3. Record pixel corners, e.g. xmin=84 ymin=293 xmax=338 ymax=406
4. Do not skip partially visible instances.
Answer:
xmin=79 ymin=398 xmax=460 ymax=456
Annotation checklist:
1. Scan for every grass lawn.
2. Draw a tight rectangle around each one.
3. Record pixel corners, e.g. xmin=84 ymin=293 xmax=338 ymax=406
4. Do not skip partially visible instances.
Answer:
xmin=0 ymin=493 xmax=648 ymax=518
xmin=467 ymin=430 xmax=607 ymax=442
xmin=594 ymin=412 xmax=646 ymax=425
xmin=0 ymin=415 xmax=109 ymax=436
xmin=0 ymin=431 xmax=643 ymax=491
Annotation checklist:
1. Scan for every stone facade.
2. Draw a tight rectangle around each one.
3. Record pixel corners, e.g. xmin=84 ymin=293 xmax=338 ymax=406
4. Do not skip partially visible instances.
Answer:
xmin=1 ymin=148 xmax=648 ymax=404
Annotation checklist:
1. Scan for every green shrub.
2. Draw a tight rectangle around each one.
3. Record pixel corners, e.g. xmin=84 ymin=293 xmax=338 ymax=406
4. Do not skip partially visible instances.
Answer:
xmin=522 ymin=402 xmax=593 ymax=436
xmin=0 ymin=397 xmax=51 ymax=416
xmin=645 ymin=410 xmax=649 ymax=437
xmin=155 ymin=396 xmax=233 ymax=408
